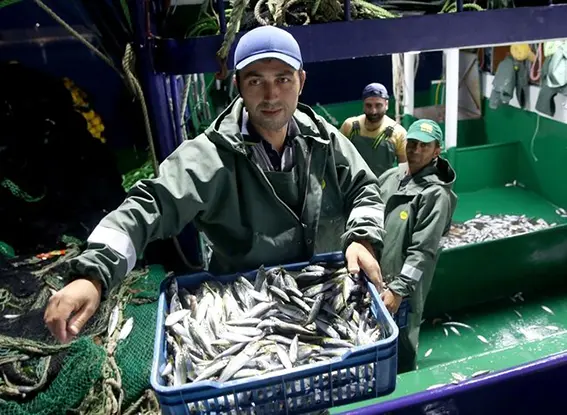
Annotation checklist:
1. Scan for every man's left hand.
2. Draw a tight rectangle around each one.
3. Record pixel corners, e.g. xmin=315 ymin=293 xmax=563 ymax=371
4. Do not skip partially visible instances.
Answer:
xmin=381 ymin=289 xmax=403 ymax=314
xmin=345 ymin=240 xmax=383 ymax=291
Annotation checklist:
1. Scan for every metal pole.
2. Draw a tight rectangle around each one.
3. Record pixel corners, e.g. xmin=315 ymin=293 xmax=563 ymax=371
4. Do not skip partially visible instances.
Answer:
xmin=444 ymin=48 xmax=459 ymax=150
xmin=216 ymin=0 xmax=227 ymax=33
xmin=131 ymin=0 xmax=202 ymax=267
xmin=131 ymin=0 xmax=176 ymax=161
xmin=403 ymin=52 xmax=416 ymax=116
xmin=169 ymin=75 xmax=184 ymax=145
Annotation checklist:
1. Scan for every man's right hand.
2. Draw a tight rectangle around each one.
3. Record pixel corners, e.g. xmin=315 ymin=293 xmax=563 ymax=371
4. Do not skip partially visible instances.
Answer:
xmin=44 ymin=278 xmax=102 ymax=343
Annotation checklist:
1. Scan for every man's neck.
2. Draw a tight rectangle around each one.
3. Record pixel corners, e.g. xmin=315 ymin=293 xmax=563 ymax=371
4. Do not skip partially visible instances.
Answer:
xmin=254 ymin=122 xmax=288 ymax=153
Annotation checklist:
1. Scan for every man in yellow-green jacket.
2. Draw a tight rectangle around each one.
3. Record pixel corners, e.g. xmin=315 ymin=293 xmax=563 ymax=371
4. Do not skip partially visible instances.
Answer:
xmin=378 ymin=119 xmax=457 ymax=373
xmin=44 ymin=26 xmax=386 ymax=343
xmin=340 ymin=83 xmax=407 ymax=178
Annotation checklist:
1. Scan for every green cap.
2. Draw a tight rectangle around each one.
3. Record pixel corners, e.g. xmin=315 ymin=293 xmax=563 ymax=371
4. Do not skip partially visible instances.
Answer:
xmin=407 ymin=119 xmax=444 ymax=149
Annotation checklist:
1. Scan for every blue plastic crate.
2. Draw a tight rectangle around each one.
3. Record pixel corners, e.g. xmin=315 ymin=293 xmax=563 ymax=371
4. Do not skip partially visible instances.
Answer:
xmin=150 ymin=252 xmax=399 ymax=415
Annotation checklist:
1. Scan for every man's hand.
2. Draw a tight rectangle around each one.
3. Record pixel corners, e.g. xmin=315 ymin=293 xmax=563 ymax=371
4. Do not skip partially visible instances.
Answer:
xmin=380 ymin=289 xmax=403 ymax=314
xmin=345 ymin=240 xmax=383 ymax=291
xmin=44 ymin=278 xmax=102 ymax=344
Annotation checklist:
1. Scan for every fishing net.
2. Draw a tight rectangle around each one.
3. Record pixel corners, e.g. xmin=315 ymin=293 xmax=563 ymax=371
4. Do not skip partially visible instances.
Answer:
xmin=0 ymin=246 xmax=166 ymax=415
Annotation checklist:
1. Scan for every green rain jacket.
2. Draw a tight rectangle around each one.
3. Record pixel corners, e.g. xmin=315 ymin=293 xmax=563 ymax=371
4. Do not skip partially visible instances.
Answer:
xmin=378 ymin=157 xmax=457 ymax=315
xmin=67 ymin=98 xmax=386 ymax=295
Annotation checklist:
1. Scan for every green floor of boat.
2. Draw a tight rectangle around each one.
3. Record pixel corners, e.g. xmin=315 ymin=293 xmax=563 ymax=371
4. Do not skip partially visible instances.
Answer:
xmin=331 ymin=284 xmax=567 ymax=413
xmin=330 ymin=186 xmax=567 ymax=413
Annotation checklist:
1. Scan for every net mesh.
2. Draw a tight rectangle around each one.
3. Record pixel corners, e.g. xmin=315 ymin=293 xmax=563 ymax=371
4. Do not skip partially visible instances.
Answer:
xmin=0 ymin=249 xmax=166 ymax=415
xmin=0 ymin=337 xmax=106 ymax=415
xmin=115 ymin=266 xmax=163 ymax=407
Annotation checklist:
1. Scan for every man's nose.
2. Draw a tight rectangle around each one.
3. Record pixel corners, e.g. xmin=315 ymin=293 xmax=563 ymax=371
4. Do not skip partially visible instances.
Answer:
xmin=263 ymin=83 xmax=278 ymax=101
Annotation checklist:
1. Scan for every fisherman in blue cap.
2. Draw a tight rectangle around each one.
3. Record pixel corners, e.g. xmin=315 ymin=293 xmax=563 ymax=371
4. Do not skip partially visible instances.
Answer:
xmin=44 ymin=26 xmax=387 ymax=343
xmin=341 ymin=83 xmax=407 ymax=178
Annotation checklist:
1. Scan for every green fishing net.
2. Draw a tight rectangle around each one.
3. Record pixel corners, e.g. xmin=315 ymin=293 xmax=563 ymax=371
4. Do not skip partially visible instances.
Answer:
xmin=115 ymin=266 xmax=164 ymax=407
xmin=0 ymin=248 xmax=166 ymax=415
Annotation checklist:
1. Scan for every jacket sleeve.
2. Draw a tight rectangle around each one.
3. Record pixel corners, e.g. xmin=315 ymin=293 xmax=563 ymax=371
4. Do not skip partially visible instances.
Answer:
xmin=328 ymin=127 xmax=385 ymax=258
xmin=66 ymin=135 xmax=228 ymax=296
xmin=388 ymin=187 xmax=451 ymax=297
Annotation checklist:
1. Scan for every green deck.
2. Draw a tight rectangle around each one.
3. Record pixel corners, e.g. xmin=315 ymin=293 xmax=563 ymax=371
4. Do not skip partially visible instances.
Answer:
xmin=454 ymin=186 xmax=567 ymax=224
xmin=332 ymin=285 xmax=567 ymax=413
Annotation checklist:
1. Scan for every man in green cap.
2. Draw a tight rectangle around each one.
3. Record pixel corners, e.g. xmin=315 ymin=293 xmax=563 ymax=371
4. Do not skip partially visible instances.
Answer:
xmin=377 ymin=119 xmax=457 ymax=373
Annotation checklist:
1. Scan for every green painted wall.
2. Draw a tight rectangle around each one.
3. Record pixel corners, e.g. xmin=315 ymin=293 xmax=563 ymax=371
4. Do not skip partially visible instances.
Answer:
xmin=483 ymin=100 xmax=567 ymax=208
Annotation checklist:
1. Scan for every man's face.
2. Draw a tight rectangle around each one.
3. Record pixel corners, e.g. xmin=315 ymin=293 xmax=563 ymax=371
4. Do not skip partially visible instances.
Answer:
xmin=237 ymin=59 xmax=305 ymax=133
xmin=406 ymin=139 xmax=441 ymax=171
xmin=363 ymin=96 xmax=388 ymax=123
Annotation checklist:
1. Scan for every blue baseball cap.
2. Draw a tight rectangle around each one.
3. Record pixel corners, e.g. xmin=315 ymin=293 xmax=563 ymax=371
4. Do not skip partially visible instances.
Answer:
xmin=234 ymin=26 xmax=303 ymax=71
xmin=362 ymin=83 xmax=389 ymax=100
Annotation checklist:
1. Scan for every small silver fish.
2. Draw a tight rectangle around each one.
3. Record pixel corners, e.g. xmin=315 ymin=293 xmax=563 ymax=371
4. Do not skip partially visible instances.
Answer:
xmin=477 ymin=335 xmax=489 ymax=344
xmin=471 ymin=369 xmax=491 ymax=378
xmin=161 ymin=360 xmax=173 ymax=377
xmin=424 ymin=348 xmax=433 ymax=358
xmin=219 ymin=331 xmax=255 ymax=344
xmin=541 ymin=305 xmax=555 ymax=315
xmin=226 ymin=325 xmax=263 ymax=338
xmin=545 ymin=325 xmax=559 ymax=331
xmin=118 ymin=317 xmax=134 ymax=341
xmin=305 ymin=293 xmax=324 ymax=326
xmin=449 ymin=326 xmax=461 ymax=336
xmin=218 ymin=343 xmax=261 ymax=382
xmin=165 ymin=309 xmax=190 ymax=327
xmin=443 ymin=328 xmax=449 ymax=337
xmin=193 ymin=358 xmax=230 ymax=383
xmin=275 ymin=344 xmax=293 ymax=370
xmin=289 ymin=335 xmax=299 ymax=364
xmin=513 ymin=310 xmax=522 ymax=318
xmin=226 ymin=318 xmax=262 ymax=327
xmin=268 ymin=285 xmax=290 ymax=302
xmin=452 ymin=372 xmax=467 ymax=382
xmin=442 ymin=321 xmax=474 ymax=331
xmin=108 ymin=305 xmax=120 ymax=336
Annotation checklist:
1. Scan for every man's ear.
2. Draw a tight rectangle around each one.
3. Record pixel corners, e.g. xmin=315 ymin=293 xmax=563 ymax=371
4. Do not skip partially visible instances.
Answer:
xmin=434 ymin=146 xmax=442 ymax=158
xmin=233 ymin=72 xmax=241 ymax=95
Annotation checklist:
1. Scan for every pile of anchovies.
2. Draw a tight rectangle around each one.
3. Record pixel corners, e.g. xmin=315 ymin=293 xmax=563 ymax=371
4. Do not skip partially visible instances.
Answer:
xmin=162 ymin=263 xmax=385 ymax=413
xmin=440 ymin=214 xmax=554 ymax=249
